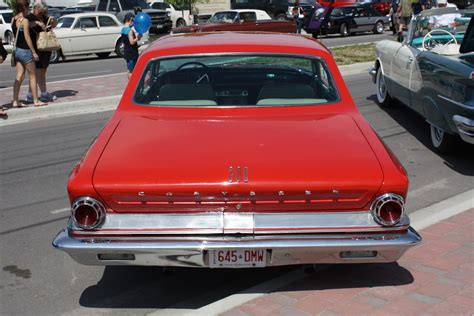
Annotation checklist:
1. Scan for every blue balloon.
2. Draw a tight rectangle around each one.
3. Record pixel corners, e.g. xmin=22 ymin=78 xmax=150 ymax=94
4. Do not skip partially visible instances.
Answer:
xmin=134 ymin=12 xmax=152 ymax=34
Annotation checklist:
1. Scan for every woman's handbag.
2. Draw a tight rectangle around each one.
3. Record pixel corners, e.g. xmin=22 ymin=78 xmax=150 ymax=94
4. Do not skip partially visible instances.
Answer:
xmin=11 ymin=17 xmax=22 ymax=67
xmin=37 ymin=17 xmax=61 ymax=52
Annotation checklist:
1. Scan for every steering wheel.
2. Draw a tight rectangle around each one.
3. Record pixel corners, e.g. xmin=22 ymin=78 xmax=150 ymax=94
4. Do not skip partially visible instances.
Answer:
xmin=423 ymin=29 xmax=457 ymax=51
xmin=176 ymin=61 xmax=210 ymax=83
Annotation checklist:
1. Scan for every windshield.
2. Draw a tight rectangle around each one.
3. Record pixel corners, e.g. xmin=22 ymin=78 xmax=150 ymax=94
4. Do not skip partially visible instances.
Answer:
xmin=2 ymin=12 xmax=13 ymax=23
xmin=208 ymin=11 xmax=237 ymax=23
xmin=121 ymin=0 xmax=150 ymax=10
xmin=134 ymin=54 xmax=340 ymax=107
xmin=56 ymin=17 xmax=75 ymax=28
xmin=409 ymin=9 xmax=472 ymax=51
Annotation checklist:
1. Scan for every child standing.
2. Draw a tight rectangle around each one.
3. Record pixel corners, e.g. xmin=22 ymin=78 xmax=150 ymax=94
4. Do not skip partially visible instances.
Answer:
xmin=121 ymin=13 xmax=141 ymax=79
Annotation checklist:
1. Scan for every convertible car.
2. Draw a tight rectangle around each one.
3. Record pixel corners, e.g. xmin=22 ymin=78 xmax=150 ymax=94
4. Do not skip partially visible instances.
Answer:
xmin=53 ymin=32 xmax=421 ymax=268
xmin=371 ymin=9 xmax=474 ymax=152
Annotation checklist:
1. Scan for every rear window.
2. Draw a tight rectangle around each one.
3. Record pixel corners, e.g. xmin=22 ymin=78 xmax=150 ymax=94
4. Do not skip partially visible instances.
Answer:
xmin=2 ymin=12 xmax=13 ymax=23
xmin=134 ymin=54 xmax=339 ymax=107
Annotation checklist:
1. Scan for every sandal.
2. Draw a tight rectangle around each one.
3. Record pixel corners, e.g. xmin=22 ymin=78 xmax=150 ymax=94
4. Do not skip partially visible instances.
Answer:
xmin=34 ymin=101 xmax=48 ymax=107
xmin=0 ymin=109 xmax=7 ymax=118
xmin=12 ymin=101 xmax=28 ymax=108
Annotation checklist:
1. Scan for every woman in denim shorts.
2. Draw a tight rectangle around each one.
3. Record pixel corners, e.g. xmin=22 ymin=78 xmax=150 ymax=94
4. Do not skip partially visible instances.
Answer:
xmin=11 ymin=0 xmax=47 ymax=107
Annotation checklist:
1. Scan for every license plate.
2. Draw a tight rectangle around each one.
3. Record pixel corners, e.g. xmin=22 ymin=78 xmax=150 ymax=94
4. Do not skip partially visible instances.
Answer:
xmin=156 ymin=25 xmax=163 ymax=29
xmin=209 ymin=249 xmax=266 ymax=268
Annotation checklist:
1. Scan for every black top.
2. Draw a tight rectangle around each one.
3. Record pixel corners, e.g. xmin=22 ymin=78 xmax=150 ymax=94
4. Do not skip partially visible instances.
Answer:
xmin=27 ymin=14 xmax=50 ymax=50
xmin=12 ymin=17 xmax=30 ymax=50
xmin=121 ymin=26 xmax=139 ymax=60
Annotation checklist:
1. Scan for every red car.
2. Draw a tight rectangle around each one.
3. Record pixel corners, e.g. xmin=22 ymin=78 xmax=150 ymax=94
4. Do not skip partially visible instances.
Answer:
xmin=53 ymin=32 xmax=421 ymax=268
xmin=173 ymin=9 xmax=295 ymax=34
xmin=318 ymin=0 xmax=357 ymax=7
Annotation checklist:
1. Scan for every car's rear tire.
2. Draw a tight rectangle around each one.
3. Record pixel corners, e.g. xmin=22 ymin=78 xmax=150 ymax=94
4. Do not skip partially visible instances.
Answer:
xmin=96 ymin=52 xmax=111 ymax=59
xmin=50 ymin=49 xmax=61 ymax=63
xmin=340 ymin=23 xmax=349 ymax=37
xmin=375 ymin=66 xmax=392 ymax=106
xmin=373 ymin=21 xmax=384 ymax=34
xmin=115 ymin=38 xmax=124 ymax=58
xmin=275 ymin=13 xmax=287 ymax=21
xmin=176 ymin=18 xmax=186 ymax=27
xmin=4 ymin=30 xmax=13 ymax=45
xmin=430 ymin=124 xmax=457 ymax=153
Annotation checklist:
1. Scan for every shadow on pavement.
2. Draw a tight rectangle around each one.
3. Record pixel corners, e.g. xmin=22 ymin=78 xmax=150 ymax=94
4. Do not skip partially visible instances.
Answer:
xmin=79 ymin=266 xmax=293 ymax=309
xmin=279 ymin=263 xmax=414 ymax=293
xmin=368 ymin=94 xmax=474 ymax=176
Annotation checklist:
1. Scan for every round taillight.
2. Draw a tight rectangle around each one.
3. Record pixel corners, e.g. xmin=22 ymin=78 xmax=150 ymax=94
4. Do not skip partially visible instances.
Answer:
xmin=370 ymin=194 xmax=405 ymax=226
xmin=71 ymin=197 xmax=106 ymax=230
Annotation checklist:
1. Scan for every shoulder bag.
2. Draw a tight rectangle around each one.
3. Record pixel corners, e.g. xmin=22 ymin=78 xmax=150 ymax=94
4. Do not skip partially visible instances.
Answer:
xmin=11 ymin=17 xmax=22 ymax=67
xmin=37 ymin=17 xmax=61 ymax=52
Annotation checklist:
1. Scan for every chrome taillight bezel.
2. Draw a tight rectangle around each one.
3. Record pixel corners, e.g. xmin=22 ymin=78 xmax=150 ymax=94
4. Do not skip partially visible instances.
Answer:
xmin=370 ymin=193 xmax=405 ymax=226
xmin=71 ymin=197 xmax=106 ymax=230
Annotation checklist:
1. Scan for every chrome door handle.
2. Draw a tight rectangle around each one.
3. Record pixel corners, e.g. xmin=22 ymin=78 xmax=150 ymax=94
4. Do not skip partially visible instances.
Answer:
xmin=408 ymin=57 xmax=414 ymax=62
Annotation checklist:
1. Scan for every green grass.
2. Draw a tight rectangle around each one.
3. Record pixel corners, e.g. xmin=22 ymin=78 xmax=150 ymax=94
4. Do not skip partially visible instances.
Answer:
xmin=330 ymin=43 xmax=376 ymax=66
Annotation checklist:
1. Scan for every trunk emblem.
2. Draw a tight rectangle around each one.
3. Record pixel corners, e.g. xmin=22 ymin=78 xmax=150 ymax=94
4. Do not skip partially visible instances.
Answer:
xmin=228 ymin=166 xmax=249 ymax=183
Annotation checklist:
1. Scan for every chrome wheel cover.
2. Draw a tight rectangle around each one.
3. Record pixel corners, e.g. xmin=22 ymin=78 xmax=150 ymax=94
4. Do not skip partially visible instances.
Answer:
xmin=377 ymin=22 xmax=383 ymax=33
xmin=430 ymin=125 xmax=444 ymax=147
xmin=376 ymin=68 xmax=386 ymax=103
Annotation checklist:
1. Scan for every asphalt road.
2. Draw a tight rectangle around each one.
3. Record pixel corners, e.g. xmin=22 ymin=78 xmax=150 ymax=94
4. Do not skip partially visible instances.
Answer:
xmin=1 ymin=72 xmax=472 ymax=316
xmin=0 ymin=32 xmax=392 ymax=88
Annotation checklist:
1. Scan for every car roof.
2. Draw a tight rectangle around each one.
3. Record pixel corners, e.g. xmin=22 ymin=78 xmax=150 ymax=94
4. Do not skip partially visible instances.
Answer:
xmin=145 ymin=32 xmax=331 ymax=57
xmin=58 ymin=12 xmax=117 ymax=18
xmin=0 ymin=9 xmax=13 ymax=13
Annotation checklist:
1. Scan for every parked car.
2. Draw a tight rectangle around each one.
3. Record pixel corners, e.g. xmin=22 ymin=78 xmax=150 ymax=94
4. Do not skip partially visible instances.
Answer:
xmin=371 ymin=9 xmax=473 ymax=152
xmin=52 ymin=32 xmax=421 ymax=268
xmin=49 ymin=8 xmax=85 ymax=20
xmin=449 ymin=0 xmax=472 ymax=9
xmin=357 ymin=0 xmax=391 ymax=15
xmin=173 ymin=9 xmax=295 ymax=33
xmin=65 ymin=5 xmax=96 ymax=11
xmin=318 ymin=0 xmax=357 ymax=7
xmin=305 ymin=4 xmax=389 ymax=37
xmin=96 ymin=0 xmax=172 ymax=33
xmin=149 ymin=1 xmax=192 ymax=28
xmin=51 ymin=12 xmax=147 ymax=62
xmin=0 ymin=9 xmax=13 ymax=45
xmin=231 ymin=0 xmax=315 ymax=20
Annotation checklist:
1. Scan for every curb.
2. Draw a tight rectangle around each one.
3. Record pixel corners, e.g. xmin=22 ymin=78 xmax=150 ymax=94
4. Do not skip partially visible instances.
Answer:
xmin=147 ymin=189 xmax=474 ymax=316
xmin=0 ymin=62 xmax=373 ymax=127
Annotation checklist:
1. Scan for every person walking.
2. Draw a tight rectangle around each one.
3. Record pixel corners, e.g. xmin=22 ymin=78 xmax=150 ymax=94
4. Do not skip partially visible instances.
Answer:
xmin=11 ymin=0 xmax=47 ymax=107
xmin=121 ymin=13 xmax=141 ymax=80
xmin=397 ymin=0 xmax=413 ymax=41
xmin=0 ymin=37 xmax=8 ymax=117
xmin=389 ymin=0 xmax=399 ymax=35
xmin=292 ymin=1 xmax=303 ymax=34
xmin=26 ymin=0 xmax=57 ymax=102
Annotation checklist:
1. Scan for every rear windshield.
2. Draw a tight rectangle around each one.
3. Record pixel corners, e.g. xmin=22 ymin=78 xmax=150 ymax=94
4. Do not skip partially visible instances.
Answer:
xmin=134 ymin=54 xmax=339 ymax=107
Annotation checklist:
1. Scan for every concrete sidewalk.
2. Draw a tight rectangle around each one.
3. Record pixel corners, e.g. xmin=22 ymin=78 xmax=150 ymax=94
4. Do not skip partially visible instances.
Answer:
xmin=223 ymin=208 xmax=474 ymax=316
xmin=0 ymin=62 xmax=373 ymax=126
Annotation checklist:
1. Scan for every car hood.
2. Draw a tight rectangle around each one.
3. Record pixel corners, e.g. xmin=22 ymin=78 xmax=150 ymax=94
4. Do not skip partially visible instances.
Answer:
xmin=93 ymin=113 xmax=383 ymax=212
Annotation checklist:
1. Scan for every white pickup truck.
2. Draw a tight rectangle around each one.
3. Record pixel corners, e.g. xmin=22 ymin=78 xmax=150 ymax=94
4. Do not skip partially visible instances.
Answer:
xmin=149 ymin=1 xmax=192 ymax=28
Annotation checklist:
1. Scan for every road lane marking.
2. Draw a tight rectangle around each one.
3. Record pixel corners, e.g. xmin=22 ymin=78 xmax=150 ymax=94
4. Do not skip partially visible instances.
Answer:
xmin=50 ymin=207 xmax=70 ymax=214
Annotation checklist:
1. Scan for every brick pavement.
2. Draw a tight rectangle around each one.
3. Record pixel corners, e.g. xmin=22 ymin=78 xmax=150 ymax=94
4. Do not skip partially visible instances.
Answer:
xmin=0 ymin=73 xmax=126 ymax=108
xmin=224 ymin=209 xmax=474 ymax=316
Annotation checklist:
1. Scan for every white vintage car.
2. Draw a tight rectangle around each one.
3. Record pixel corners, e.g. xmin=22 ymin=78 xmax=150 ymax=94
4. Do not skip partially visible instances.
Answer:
xmin=0 ymin=9 xmax=13 ymax=45
xmin=370 ymin=8 xmax=474 ymax=152
xmin=52 ymin=12 xmax=141 ymax=62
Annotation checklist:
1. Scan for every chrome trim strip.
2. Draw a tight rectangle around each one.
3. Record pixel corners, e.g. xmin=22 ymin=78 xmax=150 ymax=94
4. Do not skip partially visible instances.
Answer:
xmin=52 ymin=228 xmax=422 ymax=267
xmin=453 ymin=115 xmax=474 ymax=144
xmin=69 ymin=211 xmax=410 ymax=235
xmin=438 ymin=95 xmax=474 ymax=111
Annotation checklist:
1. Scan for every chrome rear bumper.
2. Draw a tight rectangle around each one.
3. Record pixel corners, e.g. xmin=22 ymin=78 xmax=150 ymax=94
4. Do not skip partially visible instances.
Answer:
xmin=52 ymin=228 xmax=421 ymax=267
xmin=453 ymin=115 xmax=474 ymax=145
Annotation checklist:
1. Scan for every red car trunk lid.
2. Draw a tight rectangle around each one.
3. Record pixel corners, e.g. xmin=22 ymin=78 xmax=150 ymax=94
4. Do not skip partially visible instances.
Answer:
xmin=93 ymin=114 xmax=383 ymax=212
